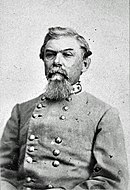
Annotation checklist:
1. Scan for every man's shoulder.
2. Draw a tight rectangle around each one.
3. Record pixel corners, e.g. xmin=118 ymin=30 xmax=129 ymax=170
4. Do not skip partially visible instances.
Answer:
xmin=79 ymin=91 xmax=110 ymax=106
xmin=80 ymin=91 xmax=112 ymax=111
xmin=18 ymin=94 xmax=43 ymax=111
xmin=78 ymin=91 xmax=118 ymax=122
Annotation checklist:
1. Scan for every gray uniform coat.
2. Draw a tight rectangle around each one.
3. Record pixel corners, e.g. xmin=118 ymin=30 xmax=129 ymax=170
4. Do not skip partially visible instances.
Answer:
xmin=0 ymin=91 xmax=128 ymax=190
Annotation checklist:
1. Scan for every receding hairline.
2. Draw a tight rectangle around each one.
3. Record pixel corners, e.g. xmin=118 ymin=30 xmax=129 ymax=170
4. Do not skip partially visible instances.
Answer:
xmin=44 ymin=35 xmax=85 ymax=48
xmin=39 ymin=27 xmax=92 ymax=60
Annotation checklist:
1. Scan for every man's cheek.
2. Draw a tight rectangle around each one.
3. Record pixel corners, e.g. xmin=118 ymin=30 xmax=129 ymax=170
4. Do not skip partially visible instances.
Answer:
xmin=44 ymin=65 xmax=50 ymax=76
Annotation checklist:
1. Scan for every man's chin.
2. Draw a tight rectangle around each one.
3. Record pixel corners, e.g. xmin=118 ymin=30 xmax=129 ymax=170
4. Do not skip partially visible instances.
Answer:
xmin=45 ymin=77 xmax=72 ymax=101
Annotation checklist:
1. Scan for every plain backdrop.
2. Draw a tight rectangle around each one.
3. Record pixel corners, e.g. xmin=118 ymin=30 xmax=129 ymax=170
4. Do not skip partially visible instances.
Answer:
xmin=0 ymin=0 xmax=129 ymax=187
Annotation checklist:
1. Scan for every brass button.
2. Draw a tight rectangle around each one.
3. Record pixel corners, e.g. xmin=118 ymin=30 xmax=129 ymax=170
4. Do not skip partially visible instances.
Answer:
xmin=66 ymin=96 xmax=72 ymax=101
xmin=32 ymin=113 xmax=37 ymax=118
xmin=29 ymin=135 xmax=35 ymax=141
xmin=26 ymin=157 xmax=33 ymax=163
xmin=26 ymin=177 xmax=32 ymax=183
xmin=55 ymin=137 xmax=62 ymax=144
xmin=28 ymin=146 xmax=35 ymax=152
xmin=41 ymin=96 xmax=46 ymax=101
xmin=53 ymin=149 xmax=60 ymax=156
xmin=60 ymin=115 xmax=66 ymax=120
xmin=63 ymin=106 xmax=69 ymax=111
xmin=37 ymin=103 xmax=42 ymax=109
xmin=52 ymin=160 xmax=60 ymax=167
xmin=46 ymin=184 xmax=54 ymax=188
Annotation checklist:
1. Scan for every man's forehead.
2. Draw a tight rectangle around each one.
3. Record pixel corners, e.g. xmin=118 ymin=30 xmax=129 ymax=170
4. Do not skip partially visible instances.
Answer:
xmin=45 ymin=36 xmax=81 ymax=51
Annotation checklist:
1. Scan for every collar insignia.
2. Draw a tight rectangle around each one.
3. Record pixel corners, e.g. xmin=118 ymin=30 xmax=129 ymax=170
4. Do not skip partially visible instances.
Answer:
xmin=71 ymin=81 xmax=82 ymax=94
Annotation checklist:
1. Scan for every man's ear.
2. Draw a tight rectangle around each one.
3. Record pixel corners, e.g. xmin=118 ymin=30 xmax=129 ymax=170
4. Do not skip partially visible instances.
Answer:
xmin=82 ymin=58 xmax=91 ymax=73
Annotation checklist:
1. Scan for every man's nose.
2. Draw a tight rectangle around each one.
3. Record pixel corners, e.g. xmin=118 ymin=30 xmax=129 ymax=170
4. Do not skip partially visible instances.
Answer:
xmin=54 ymin=53 xmax=63 ymax=67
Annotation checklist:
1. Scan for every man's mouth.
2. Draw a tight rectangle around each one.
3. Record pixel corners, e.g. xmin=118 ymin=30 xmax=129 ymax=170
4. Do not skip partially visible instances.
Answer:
xmin=47 ymin=69 xmax=68 ymax=80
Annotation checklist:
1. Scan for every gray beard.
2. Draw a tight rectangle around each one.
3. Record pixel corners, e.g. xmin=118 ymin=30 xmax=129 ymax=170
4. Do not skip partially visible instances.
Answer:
xmin=44 ymin=78 xmax=72 ymax=101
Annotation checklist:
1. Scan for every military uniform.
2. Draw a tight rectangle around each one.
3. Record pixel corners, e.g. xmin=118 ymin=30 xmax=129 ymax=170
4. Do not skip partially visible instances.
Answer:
xmin=0 ymin=89 xmax=128 ymax=190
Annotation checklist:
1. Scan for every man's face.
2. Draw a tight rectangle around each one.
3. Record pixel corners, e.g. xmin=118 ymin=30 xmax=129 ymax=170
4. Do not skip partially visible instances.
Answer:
xmin=43 ymin=36 xmax=84 ymax=85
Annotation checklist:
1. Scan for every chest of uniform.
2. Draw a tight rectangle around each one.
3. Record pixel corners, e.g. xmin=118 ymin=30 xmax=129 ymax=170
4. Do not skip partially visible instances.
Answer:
xmin=18 ymin=95 xmax=96 ymax=188
xmin=25 ymin=98 xmax=93 ymax=141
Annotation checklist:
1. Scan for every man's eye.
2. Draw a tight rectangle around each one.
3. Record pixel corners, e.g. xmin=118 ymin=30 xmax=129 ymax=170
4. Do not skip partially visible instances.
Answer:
xmin=45 ymin=53 xmax=56 ymax=59
xmin=63 ymin=52 xmax=73 ymax=57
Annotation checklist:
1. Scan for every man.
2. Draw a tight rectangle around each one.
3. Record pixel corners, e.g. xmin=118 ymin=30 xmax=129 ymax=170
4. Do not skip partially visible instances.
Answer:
xmin=0 ymin=27 xmax=128 ymax=190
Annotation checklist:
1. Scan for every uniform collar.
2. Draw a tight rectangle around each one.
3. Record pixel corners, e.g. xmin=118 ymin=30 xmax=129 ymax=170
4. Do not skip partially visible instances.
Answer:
xmin=71 ymin=81 xmax=82 ymax=95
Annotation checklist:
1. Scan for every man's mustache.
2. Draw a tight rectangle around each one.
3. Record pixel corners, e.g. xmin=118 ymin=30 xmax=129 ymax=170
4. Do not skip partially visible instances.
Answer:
xmin=47 ymin=67 xmax=68 ymax=80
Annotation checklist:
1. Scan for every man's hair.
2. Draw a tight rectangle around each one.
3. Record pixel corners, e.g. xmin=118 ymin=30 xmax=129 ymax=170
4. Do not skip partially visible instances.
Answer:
xmin=39 ymin=27 xmax=92 ymax=60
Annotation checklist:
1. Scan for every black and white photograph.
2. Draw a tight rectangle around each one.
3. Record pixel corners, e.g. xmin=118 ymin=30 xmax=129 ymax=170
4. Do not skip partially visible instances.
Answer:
xmin=0 ymin=0 xmax=129 ymax=189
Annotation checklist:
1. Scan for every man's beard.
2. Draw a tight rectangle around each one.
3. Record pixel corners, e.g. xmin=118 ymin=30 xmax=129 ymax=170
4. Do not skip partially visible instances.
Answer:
xmin=44 ymin=67 xmax=72 ymax=100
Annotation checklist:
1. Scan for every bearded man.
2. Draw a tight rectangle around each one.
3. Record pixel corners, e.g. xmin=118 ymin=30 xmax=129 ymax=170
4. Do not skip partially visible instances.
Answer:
xmin=0 ymin=27 xmax=128 ymax=190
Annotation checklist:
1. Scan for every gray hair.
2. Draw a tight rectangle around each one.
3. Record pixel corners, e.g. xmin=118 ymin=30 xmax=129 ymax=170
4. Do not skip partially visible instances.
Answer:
xmin=39 ymin=27 xmax=92 ymax=60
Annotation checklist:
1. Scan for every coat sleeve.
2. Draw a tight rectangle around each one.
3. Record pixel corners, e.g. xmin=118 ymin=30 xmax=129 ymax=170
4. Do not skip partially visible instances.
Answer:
xmin=74 ymin=108 xmax=128 ymax=190
xmin=0 ymin=104 xmax=20 ymax=190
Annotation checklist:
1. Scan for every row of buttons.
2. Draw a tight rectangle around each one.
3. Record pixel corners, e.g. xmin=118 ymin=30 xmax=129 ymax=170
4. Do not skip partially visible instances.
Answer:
xmin=25 ymin=95 xmax=70 ymax=188
xmin=32 ymin=105 xmax=69 ymax=119
xmin=39 ymin=97 xmax=66 ymax=167
xmin=26 ymin=134 xmax=38 ymax=163
xmin=25 ymin=137 xmax=62 ymax=187
xmin=25 ymin=133 xmax=38 ymax=185
xmin=52 ymin=136 xmax=62 ymax=167
xmin=26 ymin=136 xmax=62 ymax=164
xmin=32 ymin=113 xmax=68 ymax=120
xmin=29 ymin=135 xmax=62 ymax=143
xmin=31 ymin=95 xmax=71 ymax=120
